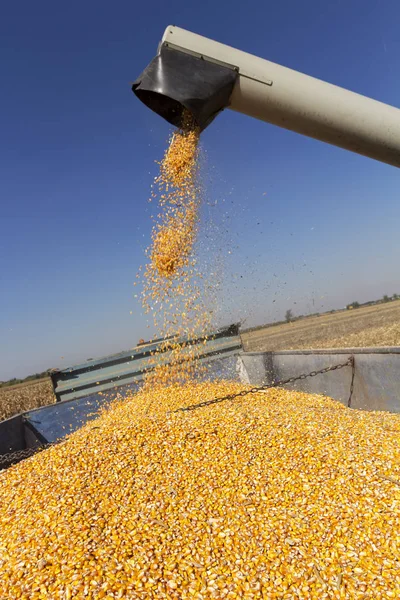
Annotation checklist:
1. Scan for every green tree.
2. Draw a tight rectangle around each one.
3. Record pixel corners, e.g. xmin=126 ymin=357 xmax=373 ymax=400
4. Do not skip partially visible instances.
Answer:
xmin=383 ymin=294 xmax=390 ymax=303
xmin=347 ymin=301 xmax=360 ymax=309
xmin=285 ymin=309 xmax=294 ymax=323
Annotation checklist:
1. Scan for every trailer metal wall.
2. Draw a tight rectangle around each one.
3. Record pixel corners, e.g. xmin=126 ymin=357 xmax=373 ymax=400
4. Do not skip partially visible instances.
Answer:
xmin=2 ymin=346 xmax=400 ymax=469
xmin=237 ymin=347 xmax=400 ymax=413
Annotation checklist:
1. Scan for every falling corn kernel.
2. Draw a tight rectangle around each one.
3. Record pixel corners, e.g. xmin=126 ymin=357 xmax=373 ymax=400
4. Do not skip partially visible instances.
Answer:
xmin=149 ymin=112 xmax=200 ymax=279
xmin=141 ymin=111 xmax=211 ymax=386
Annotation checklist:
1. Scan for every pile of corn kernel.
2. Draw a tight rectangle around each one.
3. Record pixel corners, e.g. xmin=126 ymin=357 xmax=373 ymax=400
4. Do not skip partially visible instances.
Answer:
xmin=1 ymin=381 xmax=399 ymax=599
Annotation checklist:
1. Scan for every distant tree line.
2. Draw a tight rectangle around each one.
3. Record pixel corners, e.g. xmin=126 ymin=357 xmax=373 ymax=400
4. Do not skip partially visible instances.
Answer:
xmin=285 ymin=309 xmax=294 ymax=323
xmin=346 ymin=293 xmax=399 ymax=310
xmin=0 ymin=369 xmax=52 ymax=388
xmin=281 ymin=293 xmax=400 ymax=325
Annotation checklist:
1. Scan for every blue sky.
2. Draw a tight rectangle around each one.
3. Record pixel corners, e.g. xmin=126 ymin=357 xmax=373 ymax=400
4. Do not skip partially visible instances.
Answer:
xmin=1 ymin=0 xmax=399 ymax=379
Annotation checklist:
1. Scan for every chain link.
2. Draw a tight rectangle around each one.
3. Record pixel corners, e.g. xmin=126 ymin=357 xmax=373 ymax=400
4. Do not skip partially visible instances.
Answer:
xmin=347 ymin=356 xmax=356 ymax=407
xmin=1 ymin=357 xmax=355 ymax=469
xmin=174 ymin=357 xmax=354 ymax=413
xmin=0 ymin=444 xmax=54 ymax=470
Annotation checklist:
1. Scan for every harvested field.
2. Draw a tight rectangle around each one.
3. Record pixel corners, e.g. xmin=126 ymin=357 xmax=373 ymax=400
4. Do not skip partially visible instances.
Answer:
xmin=242 ymin=300 xmax=400 ymax=352
xmin=0 ymin=379 xmax=55 ymax=422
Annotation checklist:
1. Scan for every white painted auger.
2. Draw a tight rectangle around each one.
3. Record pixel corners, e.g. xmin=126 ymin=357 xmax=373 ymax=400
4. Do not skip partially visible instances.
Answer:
xmin=133 ymin=26 xmax=400 ymax=168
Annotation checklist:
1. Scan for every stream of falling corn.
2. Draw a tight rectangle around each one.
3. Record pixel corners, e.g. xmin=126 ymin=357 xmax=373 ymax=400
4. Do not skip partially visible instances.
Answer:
xmin=1 ymin=119 xmax=400 ymax=599
xmin=139 ymin=112 xmax=211 ymax=387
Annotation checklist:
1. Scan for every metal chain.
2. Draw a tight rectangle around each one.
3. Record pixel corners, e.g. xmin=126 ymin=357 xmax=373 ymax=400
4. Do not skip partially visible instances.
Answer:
xmin=174 ymin=357 xmax=355 ymax=413
xmin=347 ymin=356 xmax=356 ymax=407
xmin=0 ymin=444 xmax=54 ymax=470
xmin=1 ymin=357 xmax=355 ymax=469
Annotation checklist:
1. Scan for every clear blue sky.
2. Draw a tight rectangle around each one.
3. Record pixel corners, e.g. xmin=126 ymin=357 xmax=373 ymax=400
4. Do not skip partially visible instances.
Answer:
xmin=1 ymin=0 xmax=399 ymax=379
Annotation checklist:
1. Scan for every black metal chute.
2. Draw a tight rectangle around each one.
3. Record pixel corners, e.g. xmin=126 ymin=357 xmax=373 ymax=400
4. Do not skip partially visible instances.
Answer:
xmin=132 ymin=45 xmax=238 ymax=131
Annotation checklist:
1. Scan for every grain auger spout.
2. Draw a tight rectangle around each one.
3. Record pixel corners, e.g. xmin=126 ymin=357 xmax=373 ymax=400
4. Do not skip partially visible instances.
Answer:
xmin=133 ymin=25 xmax=400 ymax=167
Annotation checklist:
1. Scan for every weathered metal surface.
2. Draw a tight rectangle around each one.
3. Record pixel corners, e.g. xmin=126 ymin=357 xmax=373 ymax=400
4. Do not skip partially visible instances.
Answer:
xmin=0 ymin=414 xmax=24 ymax=456
xmin=238 ymin=348 xmax=400 ymax=413
xmin=51 ymin=325 xmax=241 ymax=402
xmin=23 ymin=389 xmax=121 ymax=445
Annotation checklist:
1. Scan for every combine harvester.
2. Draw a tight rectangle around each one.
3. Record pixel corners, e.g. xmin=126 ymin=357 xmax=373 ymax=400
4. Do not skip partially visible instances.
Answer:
xmin=1 ymin=27 xmax=399 ymax=469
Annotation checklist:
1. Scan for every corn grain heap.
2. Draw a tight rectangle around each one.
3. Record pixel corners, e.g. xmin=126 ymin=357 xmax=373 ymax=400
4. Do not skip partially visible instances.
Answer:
xmin=1 ymin=383 xmax=400 ymax=599
xmin=141 ymin=114 xmax=211 ymax=386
